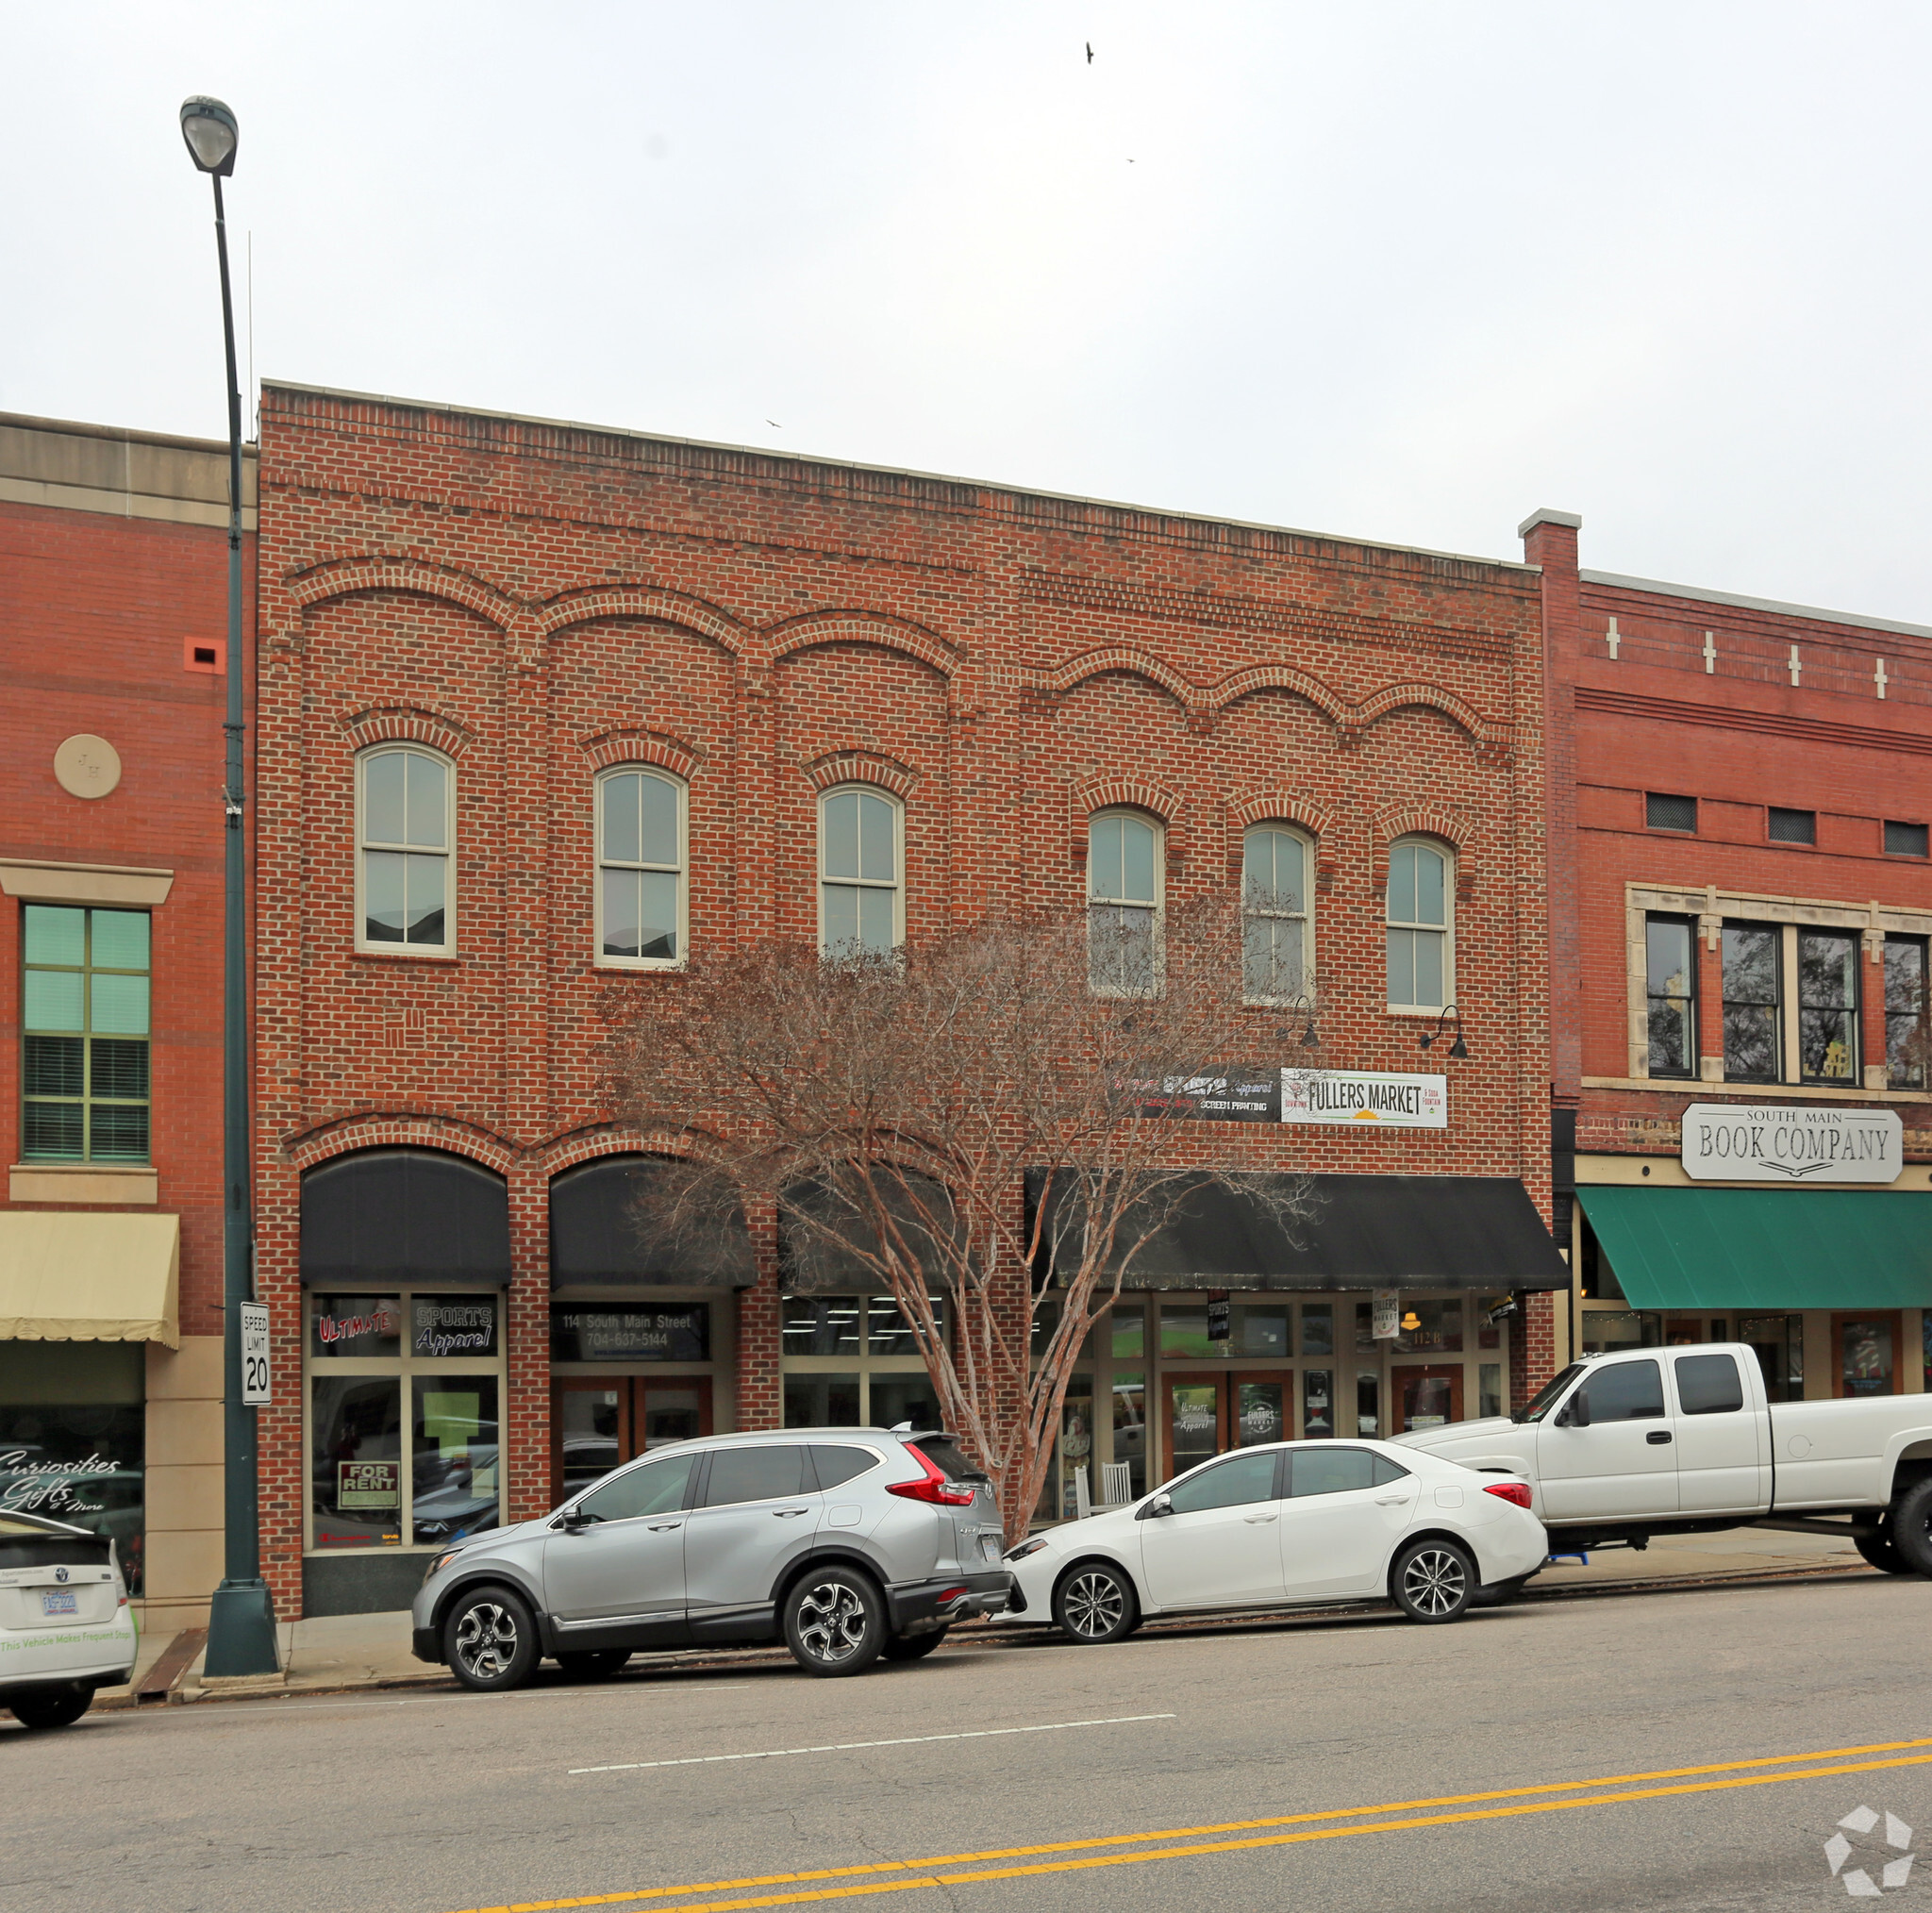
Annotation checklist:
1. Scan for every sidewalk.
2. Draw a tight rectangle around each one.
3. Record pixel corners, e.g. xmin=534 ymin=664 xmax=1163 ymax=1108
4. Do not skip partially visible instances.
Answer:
xmin=106 ymin=1524 xmax=1878 ymax=1708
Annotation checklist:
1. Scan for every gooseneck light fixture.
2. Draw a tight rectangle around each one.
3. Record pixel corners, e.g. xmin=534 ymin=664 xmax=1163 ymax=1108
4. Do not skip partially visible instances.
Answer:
xmin=182 ymin=93 xmax=278 ymax=1678
xmin=1418 ymin=1006 xmax=1470 ymax=1059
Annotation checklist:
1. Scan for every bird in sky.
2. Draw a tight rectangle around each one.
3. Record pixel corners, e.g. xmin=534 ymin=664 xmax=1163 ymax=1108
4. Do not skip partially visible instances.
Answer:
xmin=1086 ymin=42 xmax=1093 ymax=62
xmin=766 ymin=419 xmax=782 ymax=428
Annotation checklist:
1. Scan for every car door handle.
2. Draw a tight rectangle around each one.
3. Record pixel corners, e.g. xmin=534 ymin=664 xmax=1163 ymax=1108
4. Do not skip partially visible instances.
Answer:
xmin=772 ymin=1506 xmax=812 ymax=1518
xmin=646 ymin=1522 xmax=683 ymax=1531
xmin=1242 ymin=1512 xmax=1278 ymax=1523
xmin=1646 ymin=1431 xmax=1674 ymax=1445
xmin=1374 ymin=1493 xmax=1411 ymax=1505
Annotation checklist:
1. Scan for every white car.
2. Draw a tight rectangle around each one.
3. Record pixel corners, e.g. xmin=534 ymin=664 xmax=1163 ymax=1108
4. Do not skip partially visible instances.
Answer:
xmin=0 ymin=1509 xmax=138 ymax=1729
xmin=1003 ymin=1438 xmax=1546 ymax=1642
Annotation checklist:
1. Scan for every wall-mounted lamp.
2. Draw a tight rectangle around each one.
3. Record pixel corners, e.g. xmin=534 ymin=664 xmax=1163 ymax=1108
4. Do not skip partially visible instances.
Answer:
xmin=1275 ymin=995 xmax=1320 ymax=1050
xmin=1400 ymin=1310 xmax=1422 ymax=1333
xmin=1418 ymin=1006 xmax=1470 ymax=1058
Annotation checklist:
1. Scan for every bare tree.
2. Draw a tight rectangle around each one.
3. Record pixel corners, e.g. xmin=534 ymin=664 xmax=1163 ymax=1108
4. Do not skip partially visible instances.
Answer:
xmin=605 ymin=892 xmax=1318 ymax=1540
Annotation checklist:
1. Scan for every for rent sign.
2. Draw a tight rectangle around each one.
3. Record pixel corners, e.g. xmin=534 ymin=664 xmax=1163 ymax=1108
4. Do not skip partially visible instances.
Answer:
xmin=1679 ymin=1104 xmax=1904 ymax=1183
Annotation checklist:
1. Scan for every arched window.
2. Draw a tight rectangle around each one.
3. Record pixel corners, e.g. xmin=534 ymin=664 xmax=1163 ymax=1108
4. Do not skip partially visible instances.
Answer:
xmin=819 ymin=787 xmax=902 ymax=956
xmin=357 ymin=746 xmax=454 ymax=954
xmin=1386 ymin=838 xmax=1452 ymax=1010
xmin=1088 ymin=809 xmax=1161 ymax=993
xmin=1242 ymin=824 xmax=1312 ymax=1003
xmin=596 ymin=768 xmax=686 ymax=967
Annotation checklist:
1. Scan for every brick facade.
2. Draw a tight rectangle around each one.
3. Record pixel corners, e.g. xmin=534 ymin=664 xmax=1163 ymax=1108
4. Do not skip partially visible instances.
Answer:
xmin=255 ymin=384 xmax=1559 ymax=1616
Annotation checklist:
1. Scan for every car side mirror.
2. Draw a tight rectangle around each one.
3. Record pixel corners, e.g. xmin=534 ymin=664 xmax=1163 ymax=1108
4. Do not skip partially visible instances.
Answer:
xmin=558 ymin=1505 xmax=591 ymax=1530
xmin=1138 ymin=1492 xmax=1173 ymax=1521
xmin=1557 ymin=1391 xmax=1591 ymax=1429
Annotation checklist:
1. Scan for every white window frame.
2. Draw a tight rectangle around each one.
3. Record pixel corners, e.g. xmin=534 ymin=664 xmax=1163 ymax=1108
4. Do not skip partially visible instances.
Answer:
xmin=593 ymin=766 xmax=689 ymax=972
xmin=1241 ymin=823 xmax=1314 ymax=1006
xmin=1087 ymin=807 xmax=1166 ymax=998
xmin=817 ymin=785 xmax=905 ymax=957
xmin=355 ymin=744 xmax=457 ymax=957
xmin=1385 ymin=835 xmax=1454 ymax=1014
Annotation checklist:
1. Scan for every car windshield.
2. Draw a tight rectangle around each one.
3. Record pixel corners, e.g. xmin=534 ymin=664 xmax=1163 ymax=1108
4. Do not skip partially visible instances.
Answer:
xmin=1512 ymin=1363 xmax=1586 ymax=1424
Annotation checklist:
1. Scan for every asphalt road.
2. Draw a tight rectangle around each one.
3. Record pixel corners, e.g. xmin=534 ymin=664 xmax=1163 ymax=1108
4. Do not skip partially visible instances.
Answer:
xmin=8 ymin=1573 xmax=1930 ymax=1913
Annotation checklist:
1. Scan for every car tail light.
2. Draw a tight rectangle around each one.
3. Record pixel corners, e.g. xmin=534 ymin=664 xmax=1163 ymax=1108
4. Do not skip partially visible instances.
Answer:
xmin=1484 ymin=1480 xmax=1534 ymax=1510
xmin=886 ymin=1445 xmax=976 ymax=1506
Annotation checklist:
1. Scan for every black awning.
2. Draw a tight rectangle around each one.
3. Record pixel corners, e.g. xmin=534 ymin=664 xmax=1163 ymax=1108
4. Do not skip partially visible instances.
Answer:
xmin=1024 ymin=1171 xmax=1569 ymax=1291
xmin=779 ymin=1172 xmax=958 ymax=1297
xmin=301 ymin=1149 xmax=513 ymax=1289
xmin=549 ymin=1156 xmax=756 ymax=1290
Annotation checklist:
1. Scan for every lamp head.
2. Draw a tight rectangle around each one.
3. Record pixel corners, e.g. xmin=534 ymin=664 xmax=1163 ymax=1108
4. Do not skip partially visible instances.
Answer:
xmin=1449 ymin=1031 xmax=1470 ymax=1059
xmin=1300 ymin=1017 xmax=1320 ymax=1049
xmin=180 ymin=96 xmax=239 ymax=176
xmin=1400 ymin=1310 xmax=1421 ymax=1332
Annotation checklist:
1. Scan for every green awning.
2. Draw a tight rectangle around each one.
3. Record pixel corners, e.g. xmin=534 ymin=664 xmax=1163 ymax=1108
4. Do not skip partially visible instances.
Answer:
xmin=1578 ymin=1186 xmax=1932 ymax=1311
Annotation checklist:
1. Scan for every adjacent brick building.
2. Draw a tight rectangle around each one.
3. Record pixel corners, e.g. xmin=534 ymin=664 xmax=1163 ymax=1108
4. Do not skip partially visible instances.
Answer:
xmin=0 ymin=411 xmax=257 ymax=1628
xmin=254 ymin=383 xmax=1566 ymax=1618
xmin=1527 ymin=507 xmax=1932 ymax=1403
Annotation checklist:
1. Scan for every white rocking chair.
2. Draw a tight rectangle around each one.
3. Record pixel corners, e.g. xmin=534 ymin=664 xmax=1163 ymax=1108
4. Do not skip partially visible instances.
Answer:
xmin=1073 ymin=1465 xmax=1093 ymax=1519
xmin=1100 ymin=1459 xmax=1134 ymax=1506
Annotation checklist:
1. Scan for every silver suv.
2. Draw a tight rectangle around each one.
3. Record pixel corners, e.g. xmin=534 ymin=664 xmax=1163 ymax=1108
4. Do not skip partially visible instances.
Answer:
xmin=412 ymin=1427 xmax=1012 ymax=1688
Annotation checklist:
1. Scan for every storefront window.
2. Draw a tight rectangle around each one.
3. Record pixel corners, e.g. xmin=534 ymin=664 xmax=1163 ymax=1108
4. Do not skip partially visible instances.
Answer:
xmin=1236 ymin=1379 xmax=1287 ymax=1446
xmin=1160 ymin=1306 xmax=1212 ymax=1357
xmin=0 ymin=1342 xmax=144 ymax=1592
xmin=1395 ymin=1300 xmax=1462 ymax=1354
xmin=781 ymin=1291 xmax=943 ymax=1428
xmin=1111 ymin=1371 xmax=1146 ymax=1499
xmin=1356 ymin=1369 xmax=1380 ymax=1436
xmin=1839 ymin=1318 xmax=1894 ymax=1397
xmin=307 ymin=1289 xmax=504 ymax=1555
xmin=1301 ymin=1304 xmax=1334 ymax=1358
xmin=1580 ymin=1309 xmax=1662 ymax=1355
xmin=1110 ymin=1306 xmax=1145 ymax=1361
xmin=1479 ymin=1364 xmax=1503 ymax=1419
xmin=1740 ymin=1315 xmax=1804 ymax=1404
xmin=1303 ymin=1368 xmax=1334 ymax=1438
xmin=1231 ymin=1304 xmax=1290 ymax=1357
xmin=782 ymin=1373 xmax=860 ymax=1426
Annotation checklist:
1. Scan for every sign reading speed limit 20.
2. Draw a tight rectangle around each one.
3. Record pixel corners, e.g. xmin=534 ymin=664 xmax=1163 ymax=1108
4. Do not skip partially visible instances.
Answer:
xmin=240 ymin=1301 xmax=272 ymax=1406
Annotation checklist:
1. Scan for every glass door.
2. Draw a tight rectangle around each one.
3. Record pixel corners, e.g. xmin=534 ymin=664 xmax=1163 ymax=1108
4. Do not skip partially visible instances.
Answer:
xmin=1833 ymin=1314 xmax=1899 ymax=1397
xmin=1163 ymin=1376 xmax=1226 ymax=1481
xmin=639 ymin=1380 xmax=710 ymax=1447
xmin=1232 ymin=1374 xmax=1288 ymax=1447
xmin=1394 ymin=1366 xmax=1464 ymax=1433
xmin=551 ymin=1377 xmax=713 ymax=1503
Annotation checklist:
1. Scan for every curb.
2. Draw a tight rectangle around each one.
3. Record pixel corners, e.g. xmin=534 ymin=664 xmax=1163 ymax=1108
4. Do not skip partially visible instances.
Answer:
xmin=145 ymin=1559 xmax=1884 ymax=1708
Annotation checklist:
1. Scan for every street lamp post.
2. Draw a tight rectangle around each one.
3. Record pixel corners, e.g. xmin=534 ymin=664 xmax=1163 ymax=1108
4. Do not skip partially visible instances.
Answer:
xmin=181 ymin=95 xmax=278 ymax=1676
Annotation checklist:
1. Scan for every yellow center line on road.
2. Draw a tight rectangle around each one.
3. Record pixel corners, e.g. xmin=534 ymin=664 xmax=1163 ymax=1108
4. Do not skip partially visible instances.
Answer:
xmin=449 ymin=1735 xmax=1932 ymax=1913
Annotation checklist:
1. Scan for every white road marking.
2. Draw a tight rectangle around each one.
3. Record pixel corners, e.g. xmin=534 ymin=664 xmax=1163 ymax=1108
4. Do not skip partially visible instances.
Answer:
xmin=276 ymin=1683 xmax=752 ymax=1711
xmin=570 ymin=1712 xmax=1177 ymax=1774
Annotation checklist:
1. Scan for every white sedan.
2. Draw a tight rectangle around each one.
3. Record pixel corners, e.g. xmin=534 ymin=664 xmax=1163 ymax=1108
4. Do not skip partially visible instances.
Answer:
xmin=1003 ymin=1439 xmax=1545 ymax=1642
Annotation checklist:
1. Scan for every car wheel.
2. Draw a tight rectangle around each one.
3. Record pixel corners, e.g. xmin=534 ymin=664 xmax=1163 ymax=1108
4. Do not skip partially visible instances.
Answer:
xmin=1888 ymin=1479 xmax=1932 ymax=1576
xmin=1391 ymin=1539 xmax=1475 ymax=1622
xmin=443 ymin=1585 xmax=541 ymax=1691
xmin=555 ymin=1649 xmax=632 ymax=1679
xmin=8 ymin=1682 xmax=92 ymax=1729
xmin=784 ymin=1567 xmax=886 ymax=1677
xmin=1052 ymin=1562 xmax=1139 ymax=1645
xmin=882 ymin=1626 xmax=950 ymax=1663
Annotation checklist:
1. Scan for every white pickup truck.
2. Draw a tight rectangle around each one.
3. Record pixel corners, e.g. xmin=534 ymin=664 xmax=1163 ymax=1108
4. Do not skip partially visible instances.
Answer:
xmin=1394 ymin=1342 xmax=1932 ymax=1584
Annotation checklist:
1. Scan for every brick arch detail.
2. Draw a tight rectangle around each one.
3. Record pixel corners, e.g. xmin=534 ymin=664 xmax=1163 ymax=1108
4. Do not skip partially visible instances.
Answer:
xmin=1070 ymin=775 xmax=1184 ymax=869
xmin=1032 ymin=646 xmax=1200 ymax=718
xmin=802 ymin=749 xmax=920 ymax=798
xmin=576 ymin=728 xmax=702 ymax=778
xmin=537 ymin=587 xmax=748 ymax=657
xmin=529 ymin=1124 xmax=727 ymax=1178
xmin=1205 ymin=664 xmax=1352 ymax=735
xmin=768 ymin=612 xmax=959 ymax=680
xmin=288 ymin=557 xmax=522 ymax=632
xmin=341 ymin=707 xmax=475 ymax=759
xmin=1354 ymin=681 xmax=1512 ymax=761
xmin=1374 ymin=806 xmax=1476 ymax=899
xmin=283 ymin=1114 xmax=519 ymax=1174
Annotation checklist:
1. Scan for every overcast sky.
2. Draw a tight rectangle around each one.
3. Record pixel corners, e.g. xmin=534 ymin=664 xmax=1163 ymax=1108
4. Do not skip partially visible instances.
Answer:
xmin=9 ymin=4 xmax=1932 ymax=623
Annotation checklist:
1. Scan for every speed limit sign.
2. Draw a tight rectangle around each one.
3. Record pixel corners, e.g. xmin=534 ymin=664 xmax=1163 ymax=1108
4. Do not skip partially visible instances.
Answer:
xmin=240 ymin=1301 xmax=272 ymax=1406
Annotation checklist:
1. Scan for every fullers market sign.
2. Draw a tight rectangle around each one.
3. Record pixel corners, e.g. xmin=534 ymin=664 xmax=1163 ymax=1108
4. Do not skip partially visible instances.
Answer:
xmin=1679 ymin=1104 xmax=1905 ymax=1183
xmin=1130 ymin=1068 xmax=1447 ymax=1129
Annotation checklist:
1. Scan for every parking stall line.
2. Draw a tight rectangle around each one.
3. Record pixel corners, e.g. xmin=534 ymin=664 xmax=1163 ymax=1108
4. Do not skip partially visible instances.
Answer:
xmin=568 ymin=1712 xmax=1178 ymax=1775
xmin=459 ymin=1735 xmax=1932 ymax=1913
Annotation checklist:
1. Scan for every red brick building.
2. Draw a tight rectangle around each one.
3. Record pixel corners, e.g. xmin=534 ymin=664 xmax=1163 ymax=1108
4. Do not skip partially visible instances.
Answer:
xmin=254 ymin=383 xmax=1565 ymax=1618
xmin=1527 ymin=507 xmax=1932 ymax=1401
xmin=0 ymin=412 xmax=257 ymax=1628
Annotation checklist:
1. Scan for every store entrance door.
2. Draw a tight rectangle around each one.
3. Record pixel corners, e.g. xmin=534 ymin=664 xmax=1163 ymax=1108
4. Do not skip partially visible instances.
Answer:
xmin=1163 ymin=1376 xmax=1225 ymax=1481
xmin=552 ymin=1378 xmax=713 ymax=1504
xmin=1395 ymin=1367 xmax=1464 ymax=1434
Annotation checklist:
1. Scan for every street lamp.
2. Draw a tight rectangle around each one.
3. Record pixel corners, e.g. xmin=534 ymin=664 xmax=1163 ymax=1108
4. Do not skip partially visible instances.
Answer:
xmin=181 ymin=94 xmax=278 ymax=1677
xmin=1418 ymin=1006 xmax=1470 ymax=1059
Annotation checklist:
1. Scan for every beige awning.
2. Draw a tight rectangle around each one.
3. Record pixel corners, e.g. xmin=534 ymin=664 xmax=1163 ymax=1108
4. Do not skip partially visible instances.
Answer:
xmin=0 ymin=1211 xmax=180 ymax=1345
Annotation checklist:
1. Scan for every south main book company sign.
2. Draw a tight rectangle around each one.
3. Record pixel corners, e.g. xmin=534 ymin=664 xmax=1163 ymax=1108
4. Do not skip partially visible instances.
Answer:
xmin=1133 ymin=1069 xmax=1447 ymax=1129
xmin=1680 ymin=1104 xmax=1904 ymax=1183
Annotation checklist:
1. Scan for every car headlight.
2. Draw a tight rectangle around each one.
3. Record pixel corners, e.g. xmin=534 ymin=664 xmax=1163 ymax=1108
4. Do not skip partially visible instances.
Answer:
xmin=1003 ymin=1537 xmax=1049 ymax=1563
xmin=423 ymin=1548 xmax=464 ymax=1583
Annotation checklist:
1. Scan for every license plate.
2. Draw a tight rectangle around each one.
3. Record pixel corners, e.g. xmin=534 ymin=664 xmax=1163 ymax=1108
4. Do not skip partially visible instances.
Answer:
xmin=979 ymin=1534 xmax=1002 ymax=1561
xmin=40 ymin=1590 xmax=78 ymax=1617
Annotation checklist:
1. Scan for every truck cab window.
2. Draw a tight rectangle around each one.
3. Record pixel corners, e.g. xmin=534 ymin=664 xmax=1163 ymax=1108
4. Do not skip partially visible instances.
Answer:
xmin=1513 ymin=1363 xmax=1584 ymax=1424
xmin=1576 ymin=1359 xmax=1665 ymax=1423
xmin=1674 ymin=1353 xmax=1744 ymax=1415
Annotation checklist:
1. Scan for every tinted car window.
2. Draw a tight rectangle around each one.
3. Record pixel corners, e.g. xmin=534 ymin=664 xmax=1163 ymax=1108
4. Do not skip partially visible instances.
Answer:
xmin=1291 ymin=1448 xmax=1376 ymax=1497
xmin=909 ymin=1437 xmax=984 ymax=1481
xmin=1578 ymin=1359 xmax=1666 ymax=1422
xmin=1164 ymin=1450 xmax=1279 ymax=1514
xmin=809 ymin=1444 xmax=881 ymax=1490
xmin=1372 ymin=1456 xmax=1410 ymax=1486
xmin=704 ymin=1444 xmax=809 ymax=1506
xmin=577 ymin=1451 xmax=696 ymax=1524
xmin=1674 ymin=1353 xmax=1744 ymax=1416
